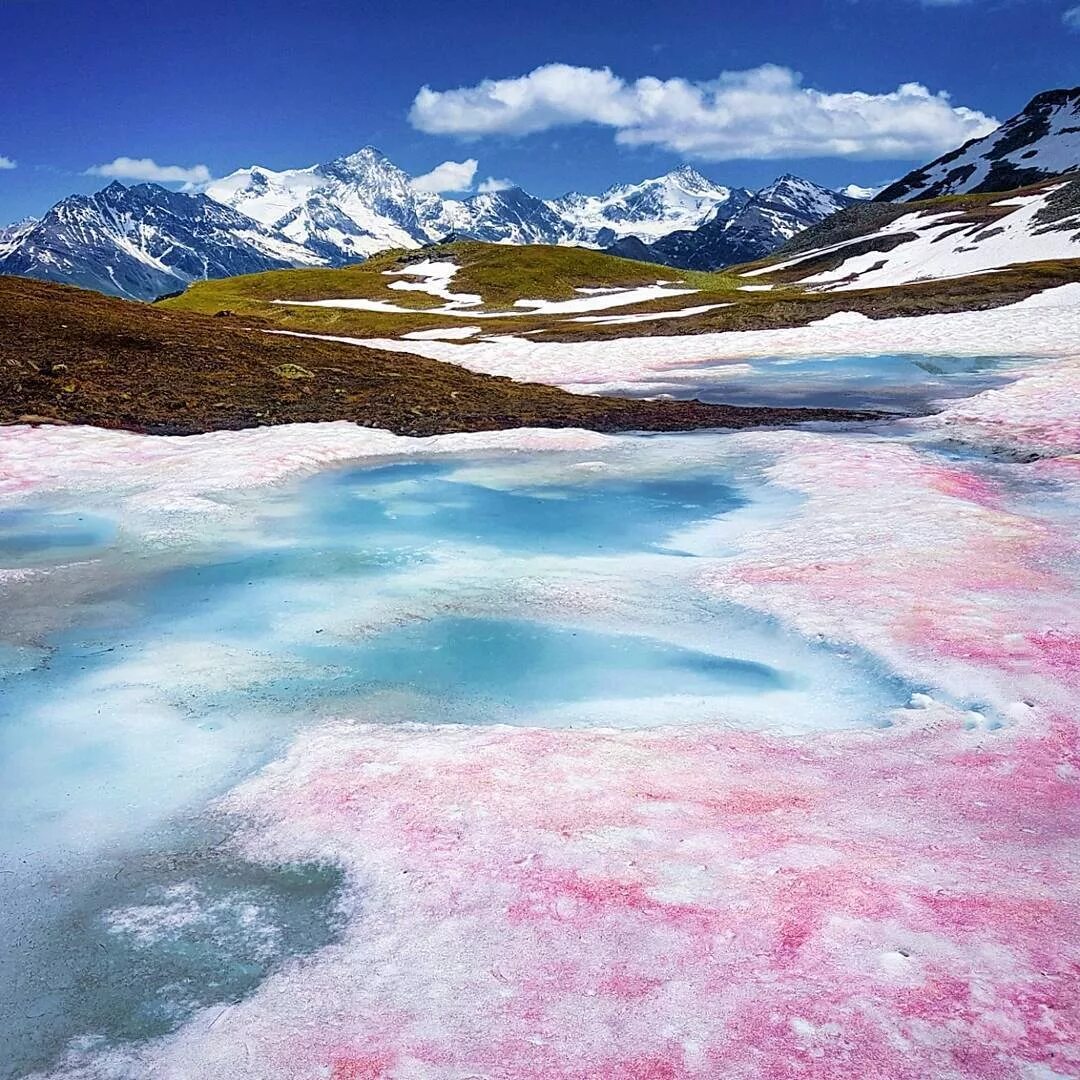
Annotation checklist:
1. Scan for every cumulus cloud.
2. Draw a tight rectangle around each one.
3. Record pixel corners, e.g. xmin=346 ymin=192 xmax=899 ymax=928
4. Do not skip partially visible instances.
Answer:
xmin=478 ymin=176 xmax=515 ymax=193
xmin=409 ymin=63 xmax=999 ymax=161
xmin=1064 ymin=4 xmax=1080 ymax=29
xmin=85 ymin=157 xmax=212 ymax=185
xmin=410 ymin=158 xmax=478 ymax=193
xmin=0 ymin=155 xmax=15 ymax=170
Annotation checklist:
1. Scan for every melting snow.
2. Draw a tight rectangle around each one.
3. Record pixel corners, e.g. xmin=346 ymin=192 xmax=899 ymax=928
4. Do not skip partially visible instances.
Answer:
xmin=351 ymin=284 xmax=1080 ymax=399
xmin=569 ymin=302 xmax=731 ymax=325
xmin=5 ymin=288 xmax=1080 ymax=1078
xmin=400 ymin=325 xmax=482 ymax=340
xmin=747 ymin=183 xmax=1080 ymax=292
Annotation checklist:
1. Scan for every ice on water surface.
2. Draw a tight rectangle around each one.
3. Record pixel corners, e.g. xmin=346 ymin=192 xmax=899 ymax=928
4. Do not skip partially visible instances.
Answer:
xmin=0 ymin=367 xmax=1077 ymax=1078
xmin=0 ymin=435 xmax=919 ymax=1073
xmin=643 ymin=352 xmax=1037 ymax=412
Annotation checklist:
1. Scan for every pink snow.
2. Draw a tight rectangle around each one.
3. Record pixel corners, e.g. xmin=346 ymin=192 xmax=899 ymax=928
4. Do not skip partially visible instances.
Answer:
xmin=15 ymin=294 xmax=1080 ymax=1080
xmin=61 ymin=710 xmax=1075 ymax=1079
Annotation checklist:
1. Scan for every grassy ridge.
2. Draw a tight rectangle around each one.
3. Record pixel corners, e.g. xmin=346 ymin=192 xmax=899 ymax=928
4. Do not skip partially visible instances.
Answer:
xmin=162 ymin=239 xmax=1080 ymax=346
xmin=161 ymin=240 xmax=747 ymax=339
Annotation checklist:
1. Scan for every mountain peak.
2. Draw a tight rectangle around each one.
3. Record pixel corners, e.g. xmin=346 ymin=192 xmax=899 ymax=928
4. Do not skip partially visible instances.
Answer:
xmin=330 ymin=146 xmax=391 ymax=168
xmin=876 ymin=84 xmax=1080 ymax=201
xmin=669 ymin=164 xmax=711 ymax=184
xmin=766 ymin=173 xmax=811 ymax=188
xmin=321 ymin=146 xmax=410 ymax=189
xmin=1021 ymin=86 xmax=1080 ymax=115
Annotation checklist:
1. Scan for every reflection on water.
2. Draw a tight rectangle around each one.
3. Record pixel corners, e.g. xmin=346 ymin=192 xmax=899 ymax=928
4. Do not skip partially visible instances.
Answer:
xmin=0 ymin=506 xmax=115 ymax=566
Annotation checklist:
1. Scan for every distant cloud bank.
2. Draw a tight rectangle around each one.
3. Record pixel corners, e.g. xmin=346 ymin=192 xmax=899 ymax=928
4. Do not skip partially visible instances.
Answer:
xmin=85 ymin=157 xmax=212 ymax=186
xmin=409 ymin=63 xmax=999 ymax=161
xmin=0 ymin=156 xmax=16 ymax=170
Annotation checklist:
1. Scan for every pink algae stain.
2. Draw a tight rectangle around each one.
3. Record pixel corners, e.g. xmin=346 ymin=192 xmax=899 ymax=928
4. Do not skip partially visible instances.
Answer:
xmin=610 ymin=1057 xmax=683 ymax=1080
xmin=919 ymin=893 xmax=1062 ymax=936
xmin=507 ymin=866 xmax=715 ymax=930
xmin=706 ymin=1003 xmax=908 ymax=1080
xmin=926 ymin=465 xmax=1002 ymax=508
xmin=508 ymin=868 xmax=657 ymax=921
xmin=598 ymin=969 xmax=663 ymax=1000
xmin=1026 ymin=631 xmax=1080 ymax=684
xmin=637 ymin=785 xmax=811 ymax=820
xmin=330 ymin=1053 xmax=395 ymax=1080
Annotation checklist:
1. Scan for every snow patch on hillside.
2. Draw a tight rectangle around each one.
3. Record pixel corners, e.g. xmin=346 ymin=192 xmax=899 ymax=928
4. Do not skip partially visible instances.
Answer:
xmin=752 ymin=181 xmax=1080 ymax=292
xmin=273 ymin=277 xmax=700 ymax=319
xmin=355 ymin=284 xmax=1080 ymax=398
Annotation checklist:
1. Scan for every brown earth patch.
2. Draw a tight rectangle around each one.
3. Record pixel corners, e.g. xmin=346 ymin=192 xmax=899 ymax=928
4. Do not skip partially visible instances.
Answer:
xmin=0 ymin=276 xmax=877 ymax=436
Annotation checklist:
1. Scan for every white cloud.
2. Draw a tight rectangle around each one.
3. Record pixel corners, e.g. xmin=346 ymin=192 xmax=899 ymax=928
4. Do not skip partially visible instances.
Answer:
xmin=1064 ymin=4 xmax=1080 ymax=29
xmin=85 ymin=157 xmax=212 ymax=185
xmin=0 ymin=155 xmax=16 ymax=170
xmin=410 ymin=158 xmax=478 ymax=193
xmin=478 ymin=176 xmax=515 ymax=193
xmin=409 ymin=63 xmax=999 ymax=161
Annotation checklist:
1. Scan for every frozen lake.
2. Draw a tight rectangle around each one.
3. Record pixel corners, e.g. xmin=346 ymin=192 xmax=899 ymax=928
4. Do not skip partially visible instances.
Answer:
xmin=0 ymin=369 xmax=1075 ymax=1078
xmin=0 ymin=437 xmax=927 ymax=1076
xmin=628 ymin=352 xmax=1034 ymax=412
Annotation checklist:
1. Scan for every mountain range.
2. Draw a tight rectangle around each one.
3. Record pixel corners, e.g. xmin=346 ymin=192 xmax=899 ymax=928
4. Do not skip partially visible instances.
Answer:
xmin=0 ymin=151 xmax=857 ymax=300
xmin=604 ymin=175 xmax=856 ymax=270
xmin=1 ymin=85 xmax=1077 ymax=300
xmin=0 ymin=181 xmax=324 ymax=300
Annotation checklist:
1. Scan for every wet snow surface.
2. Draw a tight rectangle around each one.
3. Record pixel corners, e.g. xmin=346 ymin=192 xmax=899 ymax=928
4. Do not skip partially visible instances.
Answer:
xmin=628 ymin=352 xmax=1034 ymax=412
xmin=2 ymin=294 xmax=1080 ymax=1078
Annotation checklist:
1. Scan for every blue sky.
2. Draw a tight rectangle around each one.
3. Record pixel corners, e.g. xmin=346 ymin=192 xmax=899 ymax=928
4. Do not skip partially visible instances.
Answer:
xmin=0 ymin=0 xmax=1076 ymax=223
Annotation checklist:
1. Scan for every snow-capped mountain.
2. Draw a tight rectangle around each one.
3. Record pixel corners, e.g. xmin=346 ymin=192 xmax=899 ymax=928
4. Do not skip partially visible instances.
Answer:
xmin=208 ymin=156 xmax=750 ymax=252
xmin=443 ymin=187 xmax=574 ymax=244
xmin=206 ymin=147 xmax=452 ymax=261
xmin=0 ymin=216 xmax=36 ymax=255
xmin=0 ymin=153 xmax=874 ymax=299
xmin=548 ymin=165 xmax=752 ymax=245
xmin=607 ymin=176 xmax=856 ymax=271
xmin=877 ymin=87 xmax=1080 ymax=202
xmin=0 ymin=182 xmax=324 ymax=300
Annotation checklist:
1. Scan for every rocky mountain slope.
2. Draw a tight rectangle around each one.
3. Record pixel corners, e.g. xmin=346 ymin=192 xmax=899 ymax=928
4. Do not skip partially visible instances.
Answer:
xmin=605 ymin=176 xmax=855 ymax=270
xmin=876 ymin=87 xmax=1080 ymax=201
xmin=740 ymin=175 xmax=1080 ymax=291
xmin=0 ymin=182 xmax=324 ymax=300
xmin=443 ymin=187 xmax=573 ymax=244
